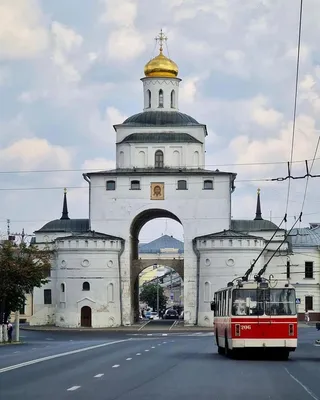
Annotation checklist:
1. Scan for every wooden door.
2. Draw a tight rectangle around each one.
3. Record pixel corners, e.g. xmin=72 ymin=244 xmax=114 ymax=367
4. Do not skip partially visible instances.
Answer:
xmin=81 ymin=306 xmax=92 ymax=327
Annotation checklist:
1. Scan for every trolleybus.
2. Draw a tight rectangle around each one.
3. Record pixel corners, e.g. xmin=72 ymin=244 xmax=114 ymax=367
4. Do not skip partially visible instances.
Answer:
xmin=211 ymin=278 xmax=298 ymax=359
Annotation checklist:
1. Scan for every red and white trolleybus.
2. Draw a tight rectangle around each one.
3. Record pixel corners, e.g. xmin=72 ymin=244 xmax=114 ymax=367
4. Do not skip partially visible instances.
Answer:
xmin=211 ymin=279 xmax=298 ymax=359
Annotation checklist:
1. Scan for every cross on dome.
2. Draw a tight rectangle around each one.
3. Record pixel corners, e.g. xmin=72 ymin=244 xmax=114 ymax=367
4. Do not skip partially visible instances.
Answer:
xmin=155 ymin=29 xmax=167 ymax=53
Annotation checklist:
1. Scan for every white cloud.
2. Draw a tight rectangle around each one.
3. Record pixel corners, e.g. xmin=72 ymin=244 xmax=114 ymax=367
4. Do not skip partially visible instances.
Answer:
xmin=0 ymin=0 xmax=48 ymax=60
xmin=82 ymin=158 xmax=115 ymax=172
xmin=0 ymin=138 xmax=73 ymax=171
xmin=106 ymin=28 xmax=146 ymax=61
xmin=89 ymin=106 xmax=127 ymax=144
xmin=179 ymin=77 xmax=200 ymax=105
xmin=50 ymin=21 xmax=83 ymax=82
xmin=100 ymin=0 xmax=137 ymax=26
xmin=250 ymin=97 xmax=283 ymax=128
xmin=100 ymin=0 xmax=146 ymax=61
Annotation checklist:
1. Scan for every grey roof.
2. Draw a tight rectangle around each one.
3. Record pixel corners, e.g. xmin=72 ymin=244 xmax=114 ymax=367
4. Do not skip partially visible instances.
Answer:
xmin=35 ymin=219 xmax=89 ymax=233
xmin=195 ymin=229 xmax=263 ymax=240
xmin=121 ymin=111 xmax=201 ymax=127
xmin=55 ymin=230 xmax=123 ymax=241
xmin=119 ymin=132 xmax=202 ymax=144
xmin=85 ymin=168 xmax=236 ymax=177
xmin=231 ymin=219 xmax=279 ymax=232
xmin=139 ymin=234 xmax=184 ymax=254
xmin=288 ymin=227 xmax=320 ymax=247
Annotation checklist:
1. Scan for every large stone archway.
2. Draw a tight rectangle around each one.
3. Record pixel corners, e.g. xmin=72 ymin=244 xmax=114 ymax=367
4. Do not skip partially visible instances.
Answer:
xmin=129 ymin=209 xmax=184 ymax=322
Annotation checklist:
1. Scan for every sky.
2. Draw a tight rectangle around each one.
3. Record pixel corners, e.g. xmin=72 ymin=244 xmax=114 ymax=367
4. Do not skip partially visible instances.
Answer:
xmin=1 ymin=0 xmax=320 ymax=244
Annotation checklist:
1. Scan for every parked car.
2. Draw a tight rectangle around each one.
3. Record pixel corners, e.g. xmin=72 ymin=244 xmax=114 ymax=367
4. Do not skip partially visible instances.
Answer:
xmin=163 ymin=309 xmax=178 ymax=320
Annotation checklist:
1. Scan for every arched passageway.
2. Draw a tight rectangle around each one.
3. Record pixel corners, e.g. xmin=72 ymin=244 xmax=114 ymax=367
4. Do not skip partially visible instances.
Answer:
xmin=130 ymin=209 xmax=184 ymax=322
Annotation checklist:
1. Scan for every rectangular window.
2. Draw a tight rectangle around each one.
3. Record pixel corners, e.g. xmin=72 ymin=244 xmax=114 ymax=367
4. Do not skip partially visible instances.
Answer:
xmin=305 ymin=261 xmax=313 ymax=279
xmin=203 ymin=180 xmax=213 ymax=190
xmin=44 ymin=289 xmax=52 ymax=305
xmin=305 ymin=296 xmax=313 ymax=311
xmin=131 ymin=180 xmax=140 ymax=190
xmin=177 ymin=180 xmax=187 ymax=190
xmin=106 ymin=180 xmax=116 ymax=190
xmin=19 ymin=302 xmax=25 ymax=315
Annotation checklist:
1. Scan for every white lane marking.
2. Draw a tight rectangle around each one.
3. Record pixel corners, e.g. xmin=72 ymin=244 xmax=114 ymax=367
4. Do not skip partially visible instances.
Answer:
xmin=112 ymin=364 xmax=120 ymax=368
xmin=67 ymin=386 xmax=81 ymax=391
xmin=162 ymin=333 xmax=168 ymax=336
xmin=32 ymin=348 xmax=37 ymax=350
xmin=169 ymin=321 xmax=177 ymax=330
xmin=94 ymin=374 xmax=104 ymax=378
xmin=138 ymin=320 xmax=151 ymax=331
xmin=147 ymin=334 xmax=152 ymax=336
xmin=0 ymin=339 xmax=130 ymax=374
xmin=151 ymin=346 xmax=155 ymax=349
xmin=126 ymin=358 xmax=132 ymax=361
xmin=284 ymin=368 xmax=319 ymax=400
xmin=136 ymin=353 xmax=141 ymax=356
xmin=46 ymin=338 xmax=54 ymax=341
xmin=145 ymin=349 xmax=149 ymax=352
xmin=13 ymin=351 xmax=20 ymax=354
xmin=157 ymin=344 xmax=161 ymax=346
xmin=163 ymin=342 xmax=167 ymax=344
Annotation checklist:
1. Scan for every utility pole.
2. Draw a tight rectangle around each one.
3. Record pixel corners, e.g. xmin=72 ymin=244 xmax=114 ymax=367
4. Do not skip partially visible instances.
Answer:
xmin=170 ymin=269 xmax=173 ymax=304
xmin=14 ymin=311 xmax=20 ymax=342
xmin=157 ymin=277 xmax=160 ymax=316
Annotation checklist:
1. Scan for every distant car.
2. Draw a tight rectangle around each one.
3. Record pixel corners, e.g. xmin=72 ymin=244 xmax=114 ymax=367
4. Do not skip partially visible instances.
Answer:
xmin=149 ymin=312 xmax=159 ymax=320
xmin=163 ymin=309 xmax=178 ymax=320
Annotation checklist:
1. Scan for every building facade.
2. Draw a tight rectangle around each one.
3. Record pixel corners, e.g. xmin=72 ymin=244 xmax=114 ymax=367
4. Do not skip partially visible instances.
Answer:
xmin=29 ymin=32 xmax=318 ymax=328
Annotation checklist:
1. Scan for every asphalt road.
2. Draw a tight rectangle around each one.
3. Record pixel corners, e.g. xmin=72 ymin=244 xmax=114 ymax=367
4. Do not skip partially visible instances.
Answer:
xmin=0 ymin=328 xmax=319 ymax=400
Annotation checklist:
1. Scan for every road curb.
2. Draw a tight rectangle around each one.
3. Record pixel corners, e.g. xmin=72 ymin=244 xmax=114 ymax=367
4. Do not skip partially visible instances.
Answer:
xmin=20 ymin=326 xmax=214 ymax=333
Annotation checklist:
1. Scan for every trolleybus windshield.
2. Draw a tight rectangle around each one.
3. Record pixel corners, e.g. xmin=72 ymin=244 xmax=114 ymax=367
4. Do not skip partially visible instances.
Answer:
xmin=231 ymin=288 xmax=296 ymax=316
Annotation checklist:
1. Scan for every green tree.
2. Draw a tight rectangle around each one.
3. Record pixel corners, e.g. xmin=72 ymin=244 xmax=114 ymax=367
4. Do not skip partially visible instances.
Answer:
xmin=139 ymin=282 xmax=167 ymax=312
xmin=0 ymin=240 xmax=52 ymax=324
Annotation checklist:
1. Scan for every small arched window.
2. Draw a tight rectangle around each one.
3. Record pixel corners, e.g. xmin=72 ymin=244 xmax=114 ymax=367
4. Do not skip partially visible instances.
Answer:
xmin=82 ymin=282 xmax=90 ymax=291
xmin=61 ymin=283 xmax=65 ymax=293
xmin=203 ymin=180 xmax=213 ymax=190
xmin=147 ymin=90 xmax=151 ymax=108
xmin=158 ymin=89 xmax=164 ymax=108
xmin=171 ymin=90 xmax=175 ymax=108
xmin=177 ymin=180 xmax=187 ymax=190
xmin=155 ymin=150 xmax=164 ymax=168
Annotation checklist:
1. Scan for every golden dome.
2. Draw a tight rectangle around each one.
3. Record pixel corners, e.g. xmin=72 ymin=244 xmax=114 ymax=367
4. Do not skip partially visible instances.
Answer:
xmin=144 ymin=29 xmax=178 ymax=78
xmin=144 ymin=50 xmax=178 ymax=78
